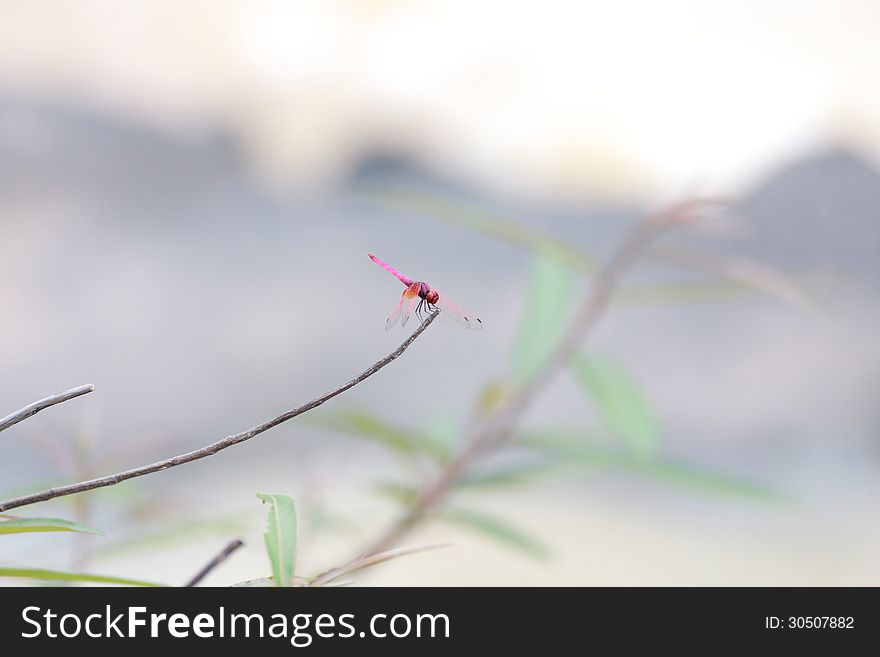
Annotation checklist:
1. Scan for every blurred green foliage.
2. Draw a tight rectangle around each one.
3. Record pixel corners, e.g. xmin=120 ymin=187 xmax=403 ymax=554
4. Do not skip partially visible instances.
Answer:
xmin=512 ymin=257 xmax=574 ymax=383
xmin=441 ymin=508 xmax=549 ymax=558
xmin=308 ymin=190 xmax=787 ymax=558
xmin=1 ymin=189 xmax=790 ymax=585
xmin=571 ymin=354 xmax=659 ymax=457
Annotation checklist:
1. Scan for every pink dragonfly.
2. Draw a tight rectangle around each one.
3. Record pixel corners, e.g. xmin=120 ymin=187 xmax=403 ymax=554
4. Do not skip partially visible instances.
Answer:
xmin=369 ymin=253 xmax=483 ymax=330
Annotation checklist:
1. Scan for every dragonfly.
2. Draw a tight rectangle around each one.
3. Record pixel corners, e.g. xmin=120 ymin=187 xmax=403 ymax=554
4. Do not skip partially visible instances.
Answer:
xmin=369 ymin=253 xmax=483 ymax=330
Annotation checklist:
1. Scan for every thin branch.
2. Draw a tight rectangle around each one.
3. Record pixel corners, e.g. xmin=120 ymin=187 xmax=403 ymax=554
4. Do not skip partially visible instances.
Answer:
xmin=185 ymin=539 xmax=244 ymax=587
xmin=0 ymin=312 xmax=439 ymax=512
xmin=645 ymin=242 xmax=809 ymax=307
xmin=0 ymin=384 xmax=95 ymax=434
xmin=363 ymin=200 xmax=713 ymax=554
xmin=308 ymin=543 xmax=450 ymax=587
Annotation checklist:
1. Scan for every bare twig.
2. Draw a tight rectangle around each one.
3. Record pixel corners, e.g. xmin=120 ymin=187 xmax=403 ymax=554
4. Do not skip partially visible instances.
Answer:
xmin=185 ymin=539 xmax=244 ymax=587
xmin=0 ymin=312 xmax=440 ymax=512
xmin=308 ymin=543 xmax=449 ymax=587
xmin=363 ymin=200 xmax=713 ymax=554
xmin=646 ymin=242 xmax=809 ymax=307
xmin=0 ymin=384 xmax=95 ymax=434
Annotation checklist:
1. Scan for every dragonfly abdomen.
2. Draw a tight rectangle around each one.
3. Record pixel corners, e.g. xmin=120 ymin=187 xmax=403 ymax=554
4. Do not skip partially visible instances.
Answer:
xmin=368 ymin=253 xmax=413 ymax=287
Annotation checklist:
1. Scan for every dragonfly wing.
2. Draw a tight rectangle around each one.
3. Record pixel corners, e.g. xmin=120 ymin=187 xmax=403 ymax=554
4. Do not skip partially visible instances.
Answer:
xmin=435 ymin=292 xmax=483 ymax=330
xmin=385 ymin=295 xmax=405 ymax=330
xmin=399 ymin=283 xmax=422 ymax=328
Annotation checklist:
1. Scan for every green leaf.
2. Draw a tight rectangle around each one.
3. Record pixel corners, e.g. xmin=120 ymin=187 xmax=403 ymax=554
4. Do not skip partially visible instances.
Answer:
xmin=372 ymin=481 xmax=419 ymax=505
xmin=615 ymin=456 xmax=785 ymax=501
xmin=571 ymin=354 xmax=658 ymax=456
xmin=308 ymin=410 xmax=450 ymax=461
xmin=257 ymin=493 xmax=297 ymax=588
xmin=441 ymin=508 xmax=548 ymax=558
xmin=616 ymin=280 xmax=752 ymax=305
xmin=512 ymin=256 xmax=574 ymax=383
xmin=516 ymin=428 xmax=616 ymax=453
xmin=365 ymin=189 xmax=598 ymax=272
xmin=95 ymin=513 xmax=249 ymax=556
xmin=517 ymin=430 xmax=784 ymax=502
xmin=0 ymin=567 xmax=163 ymax=586
xmin=422 ymin=414 xmax=461 ymax=457
xmin=457 ymin=462 xmax=560 ymax=489
xmin=0 ymin=517 xmax=103 ymax=536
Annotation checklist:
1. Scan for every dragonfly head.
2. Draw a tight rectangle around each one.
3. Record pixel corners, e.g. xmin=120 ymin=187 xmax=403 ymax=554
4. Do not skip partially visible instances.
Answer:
xmin=418 ymin=282 xmax=438 ymax=304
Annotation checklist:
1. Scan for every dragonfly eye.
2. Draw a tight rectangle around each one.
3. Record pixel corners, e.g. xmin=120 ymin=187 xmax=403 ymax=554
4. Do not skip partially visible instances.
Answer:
xmin=426 ymin=290 xmax=439 ymax=305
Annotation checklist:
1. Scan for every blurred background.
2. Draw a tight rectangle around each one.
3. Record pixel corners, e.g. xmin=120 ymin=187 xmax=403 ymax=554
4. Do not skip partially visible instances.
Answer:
xmin=1 ymin=0 xmax=879 ymax=585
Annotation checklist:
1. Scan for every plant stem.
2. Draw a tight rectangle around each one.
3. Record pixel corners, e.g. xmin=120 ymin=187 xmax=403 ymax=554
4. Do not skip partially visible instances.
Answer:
xmin=0 ymin=384 xmax=95 ymax=434
xmin=0 ymin=312 xmax=440 ymax=512
xmin=363 ymin=200 xmax=712 ymax=555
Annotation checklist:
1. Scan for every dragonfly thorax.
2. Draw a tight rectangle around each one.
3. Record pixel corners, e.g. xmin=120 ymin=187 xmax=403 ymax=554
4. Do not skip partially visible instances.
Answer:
xmin=418 ymin=283 xmax=439 ymax=305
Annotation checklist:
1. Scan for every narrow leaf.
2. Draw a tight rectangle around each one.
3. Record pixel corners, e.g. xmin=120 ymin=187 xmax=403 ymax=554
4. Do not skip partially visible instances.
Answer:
xmin=257 ymin=493 xmax=297 ymax=587
xmin=442 ymin=508 xmax=548 ymax=558
xmin=372 ymin=481 xmax=418 ymax=505
xmin=423 ymin=414 xmax=461 ymax=457
xmin=612 ymin=456 xmax=785 ymax=501
xmin=457 ymin=462 xmax=559 ymax=489
xmin=308 ymin=410 xmax=449 ymax=460
xmin=95 ymin=513 xmax=248 ymax=556
xmin=0 ymin=517 xmax=103 ymax=536
xmin=366 ymin=189 xmax=598 ymax=272
xmin=517 ymin=430 xmax=784 ymax=501
xmin=512 ymin=256 xmax=574 ymax=383
xmin=571 ymin=354 xmax=658 ymax=456
xmin=0 ymin=567 xmax=163 ymax=586
xmin=367 ymin=190 xmax=798 ymax=306
xmin=616 ymin=280 xmax=751 ymax=305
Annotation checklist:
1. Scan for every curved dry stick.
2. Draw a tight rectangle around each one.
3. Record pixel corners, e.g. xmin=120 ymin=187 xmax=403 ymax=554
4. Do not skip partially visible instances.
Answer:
xmin=0 ymin=384 xmax=95 ymax=434
xmin=0 ymin=312 xmax=439 ymax=512
xmin=308 ymin=543 xmax=450 ymax=587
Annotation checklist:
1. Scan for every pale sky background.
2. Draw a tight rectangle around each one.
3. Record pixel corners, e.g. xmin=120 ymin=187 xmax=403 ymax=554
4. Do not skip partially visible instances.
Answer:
xmin=1 ymin=0 xmax=879 ymax=199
